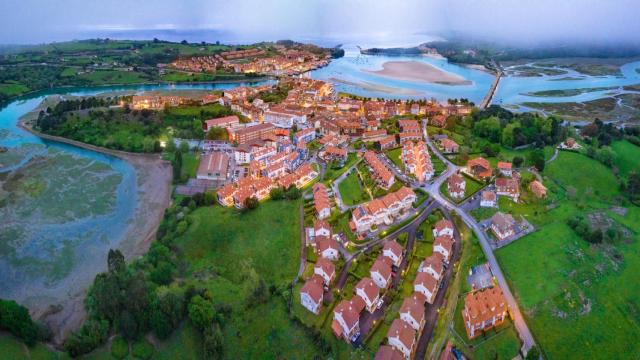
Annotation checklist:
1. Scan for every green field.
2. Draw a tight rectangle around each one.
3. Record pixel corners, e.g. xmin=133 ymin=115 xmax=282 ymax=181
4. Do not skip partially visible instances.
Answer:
xmin=385 ymin=147 xmax=404 ymax=170
xmin=323 ymin=153 xmax=360 ymax=183
xmin=611 ymin=140 xmax=640 ymax=179
xmin=338 ymin=170 xmax=368 ymax=205
xmin=165 ymin=200 xmax=330 ymax=358
xmin=496 ymin=151 xmax=640 ymax=359
xmin=0 ymin=333 xmax=63 ymax=360
xmin=76 ymin=70 xmax=152 ymax=85
xmin=0 ymin=82 xmax=30 ymax=96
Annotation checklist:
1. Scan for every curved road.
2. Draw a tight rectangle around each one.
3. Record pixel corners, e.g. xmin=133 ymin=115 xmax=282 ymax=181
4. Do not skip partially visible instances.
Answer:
xmin=423 ymin=123 xmax=536 ymax=354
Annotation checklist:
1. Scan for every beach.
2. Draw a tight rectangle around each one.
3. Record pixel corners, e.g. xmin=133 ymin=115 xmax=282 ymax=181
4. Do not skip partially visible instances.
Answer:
xmin=328 ymin=77 xmax=423 ymax=96
xmin=365 ymin=60 xmax=471 ymax=85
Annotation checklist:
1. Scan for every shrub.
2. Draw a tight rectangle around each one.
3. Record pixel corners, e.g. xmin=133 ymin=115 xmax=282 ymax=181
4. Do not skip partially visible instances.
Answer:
xmin=0 ymin=299 xmax=40 ymax=346
xmin=111 ymin=336 xmax=129 ymax=359
xmin=131 ymin=339 xmax=155 ymax=360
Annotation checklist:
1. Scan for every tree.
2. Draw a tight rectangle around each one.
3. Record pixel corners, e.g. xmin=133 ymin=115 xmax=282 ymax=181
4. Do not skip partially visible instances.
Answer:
xmin=285 ymin=185 xmax=301 ymax=200
xmin=244 ymin=196 xmax=259 ymax=210
xmin=108 ymin=249 xmax=125 ymax=273
xmin=0 ymin=299 xmax=39 ymax=346
xmin=179 ymin=141 xmax=190 ymax=153
xmin=206 ymin=127 xmax=228 ymax=141
xmin=528 ymin=149 xmax=545 ymax=171
xmin=188 ymin=295 xmax=215 ymax=331
xmin=172 ymin=150 xmax=183 ymax=182
xmin=525 ymin=346 xmax=541 ymax=360
xmin=626 ymin=172 xmax=640 ymax=202
xmin=203 ymin=323 xmax=224 ymax=359
xmin=269 ymin=187 xmax=285 ymax=200
xmin=512 ymin=156 xmax=524 ymax=168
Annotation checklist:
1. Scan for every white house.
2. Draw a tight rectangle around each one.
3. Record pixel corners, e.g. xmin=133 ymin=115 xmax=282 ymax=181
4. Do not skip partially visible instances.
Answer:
xmin=480 ymin=190 xmax=497 ymax=208
xmin=387 ymin=318 xmax=417 ymax=359
xmin=414 ymin=272 xmax=438 ymax=304
xmin=491 ymin=212 xmax=516 ymax=241
xmin=399 ymin=293 xmax=426 ymax=331
xmin=316 ymin=237 xmax=340 ymax=261
xmin=418 ymin=253 xmax=444 ymax=281
xmin=370 ymin=256 xmax=392 ymax=289
xmin=314 ymin=258 xmax=336 ymax=286
xmin=355 ymin=277 xmax=381 ymax=313
xmin=433 ymin=235 xmax=454 ymax=262
xmin=300 ymin=275 xmax=324 ymax=314
xmin=433 ymin=219 xmax=454 ymax=238
xmin=382 ymin=240 xmax=404 ymax=268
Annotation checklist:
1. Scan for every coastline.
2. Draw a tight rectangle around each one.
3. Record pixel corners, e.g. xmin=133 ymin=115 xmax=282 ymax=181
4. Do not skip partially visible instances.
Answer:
xmin=17 ymin=116 xmax=173 ymax=345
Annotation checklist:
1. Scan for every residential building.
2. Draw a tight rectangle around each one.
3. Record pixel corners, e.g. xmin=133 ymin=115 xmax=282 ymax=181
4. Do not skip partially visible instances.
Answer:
xmin=387 ymin=318 xmax=417 ymax=359
xmin=300 ymin=275 xmax=324 ymax=314
xmin=433 ymin=219 xmax=454 ymax=238
xmin=490 ymin=212 xmax=516 ymax=241
xmin=320 ymin=145 xmax=348 ymax=163
xmin=418 ymin=253 xmax=444 ymax=281
xmin=364 ymin=151 xmax=395 ymax=190
xmin=496 ymin=178 xmax=520 ymax=202
xmin=375 ymin=345 xmax=405 ymax=360
xmin=401 ymin=141 xmax=434 ymax=182
xmin=530 ymin=180 xmax=548 ymax=198
xmin=480 ymin=190 xmax=497 ymax=207
xmin=203 ymin=115 xmax=240 ymax=132
xmin=414 ymin=272 xmax=438 ymax=304
xmin=294 ymin=127 xmax=316 ymax=144
xmin=466 ymin=157 xmax=492 ymax=180
xmin=433 ymin=235 xmax=454 ymax=262
xmin=350 ymin=187 xmax=416 ymax=233
xmin=196 ymin=152 xmax=230 ymax=181
xmin=378 ymin=135 xmax=398 ymax=150
xmin=332 ymin=297 xmax=365 ymax=342
xmin=462 ymin=287 xmax=508 ymax=339
xmin=230 ymin=123 xmax=276 ymax=144
xmin=314 ymin=219 xmax=332 ymax=238
xmin=314 ymin=258 xmax=336 ymax=286
xmin=497 ymin=161 xmax=513 ymax=177
xmin=440 ymin=138 xmax=459 ymax=153
xmin=382 ymin=240 xmax=404 ymax=268
xmin=447 ymin=173 xmax=466 ymax=199
xmin=313 ymin=183 xmax=332 ymax=219
xmin=316 ymin=236 xmax=340 ymax=261
xmin=355 ymin=277 xmax=381 ymax=313
xmin=370 ymin=256 xmax=393 ymax=289
xmin=400 ymin=293 xmax=427 ymax=331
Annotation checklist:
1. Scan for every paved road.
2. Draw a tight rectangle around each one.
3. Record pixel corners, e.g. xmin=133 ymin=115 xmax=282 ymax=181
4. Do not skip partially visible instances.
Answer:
xmin=422 ymin=126 xmax=536 ymax=354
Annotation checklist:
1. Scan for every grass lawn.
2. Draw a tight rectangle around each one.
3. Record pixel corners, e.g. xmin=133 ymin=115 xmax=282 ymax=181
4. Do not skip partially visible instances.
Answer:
xmin=385 ymin=147 xmax=404 ymax=171
xmin=324 ymin=153 xmax=359 ymax=183
xmin=470 ymin=206 xmax=499 ymax=222
xmin=76 ymin=70 xmax=152 ymax=85
xmin=440 ymin=174 xmax=485 ymax=204
xmin=495 ymin=151 xmax=640 ymax=359
xmin=611 ymin=140 xmax=640 ymax=179
xmin=338 ymin=170 xmax=368 ymax=205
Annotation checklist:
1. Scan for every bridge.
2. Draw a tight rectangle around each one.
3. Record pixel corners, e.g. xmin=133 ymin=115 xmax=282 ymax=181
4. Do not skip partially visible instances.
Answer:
xmin=479 ymin=61 xmax=503 ymax=109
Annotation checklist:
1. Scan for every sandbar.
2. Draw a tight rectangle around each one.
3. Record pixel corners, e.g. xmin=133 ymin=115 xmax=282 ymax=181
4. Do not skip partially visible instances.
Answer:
xmin=364 ymin=60 xmax=471 ymax=85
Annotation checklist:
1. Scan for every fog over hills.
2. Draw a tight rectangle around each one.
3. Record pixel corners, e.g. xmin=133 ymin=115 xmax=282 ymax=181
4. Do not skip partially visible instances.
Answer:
xmin=1 ymin=0 xmax=639 ymax=47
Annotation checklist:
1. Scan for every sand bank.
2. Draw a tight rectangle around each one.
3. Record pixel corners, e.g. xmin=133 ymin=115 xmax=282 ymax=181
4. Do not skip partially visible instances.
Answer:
xmin=328 ymin=77 xmax=423 ymax=96
xmin=365 ymin=60 xmax=471 ymax=85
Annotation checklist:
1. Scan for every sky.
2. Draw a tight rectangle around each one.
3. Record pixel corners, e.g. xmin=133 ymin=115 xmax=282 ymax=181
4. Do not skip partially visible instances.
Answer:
xmin=1 ymin=0 xmax=639 ymax=46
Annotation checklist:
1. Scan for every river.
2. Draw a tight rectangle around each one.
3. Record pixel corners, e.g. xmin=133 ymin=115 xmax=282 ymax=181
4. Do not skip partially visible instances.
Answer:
xmin=0 ymin=80 xmax=271 ymax=340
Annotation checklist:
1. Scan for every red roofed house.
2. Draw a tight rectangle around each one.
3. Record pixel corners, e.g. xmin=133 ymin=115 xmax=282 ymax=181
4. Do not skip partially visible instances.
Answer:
xmin=530 ymin=180 xmax=548 ymax=199
xmin=466 ymin=157 xmax=492 ymax=180
xmin=497 ymin=161 xmax=513 ymax=177
xmin=316 ymin=236 xmax=340 ymax=261
xmin=400 ymin=293 xmax=427 ymax=331
xmin=313 ymin=183 xmax=332 ymax=219
xmin=375 ymin=345 xmax=404 ymax=360
xmin=217 ymin=183 xmax=236 ymax=207
xmin=440 ymin=138 xmax=459 ymax=153
xmin=203 ymin=115 xmax=240 ymax=132
xmin=332 ymin=298 xmax=364 ymax=342
xmin=383 ymin=240 xmax=404 ymax=267
xmin=197 ymin=152 xmax=230 ymax=181
xmin=418 ymin=253 xmax=444 ymax=281
xmin=355 ymin=277 xmax=381 ymax=313
xmin=300 ymin=275 xmax=324 ymax=314
xmin=447 ymin=173 xmax=466 ymax=200
xmin=433 ymin=219 xmax=454 ymax=238
xmin=370 ymin=256 xmax=393 ymax=289
xmin=414 ymin=272 xmax=439 ymax=304
xmin=364 ymin=151 xmax=395 ymax=190
xmin=480 ymin=190 xmax=497 ymax=208
xmin=433 ymin=235 xmax=455 ymax=262
xmin=462 ymin=286 xmax=508 ymax=339
xmin=496 ymin=178 xmax=520 ymax=202
xmin=387 ymin=318 xmax=417 ymax=359
xmin=314 ymin=219 xmax=332 ymax=239
xmin=314 ymin=258 xmax=336 ymax=286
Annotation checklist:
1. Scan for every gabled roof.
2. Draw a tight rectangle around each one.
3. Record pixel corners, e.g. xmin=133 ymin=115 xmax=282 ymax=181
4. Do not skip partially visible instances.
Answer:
xmin=434 ymin=235 xmax=454 ymax=254
xmin=387 ymin=318 xmax=416 ymax=351
xmin=301 ymin=275 xmax=324 ymax=304
xmin=355 ymin=277 xmax=380 ymax=302
xmin=414 ymin=272 xmax=438 ymax=292
xmin=400 ymin=294 xmax=426 ymax=324
xmin=371 ymin=256 xmax=392 ymax=280
xmin=434 ymin=219 xmax=454 ymax=234
xmin=375 ymin=345 xmax=404 ymax=360
xmin=315 ymin=258 xmax=336 ymax=279
xmin=383 ymin=240 xmax=403 ymax=259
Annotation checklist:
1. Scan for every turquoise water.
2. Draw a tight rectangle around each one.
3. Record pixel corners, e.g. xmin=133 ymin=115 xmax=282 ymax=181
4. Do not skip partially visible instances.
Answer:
xmin=310 ymin=45 xmax=495 ymax=102
xmin=495 ymin=61 xmax=640 ymax=105
xmin=0 ymin=81 xmax=271 ymax=305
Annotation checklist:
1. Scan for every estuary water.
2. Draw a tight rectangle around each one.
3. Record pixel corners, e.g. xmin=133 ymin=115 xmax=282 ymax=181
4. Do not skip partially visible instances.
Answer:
xmin=0 ymin=81 xmax=271 ymax=323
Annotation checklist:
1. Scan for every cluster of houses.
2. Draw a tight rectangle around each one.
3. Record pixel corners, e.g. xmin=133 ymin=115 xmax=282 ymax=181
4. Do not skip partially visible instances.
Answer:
xmin=331 ymin=240 xmax=405 ymax=343
xmin=401 ymin=140 xmax=434 ymax=182
xmin=170 ymin=45 xmax=330 ymax=76
xmin=350 ymin=187 xmax=417 ymax=234
xmin=373 ymin=219 xmax=456 ymax=359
